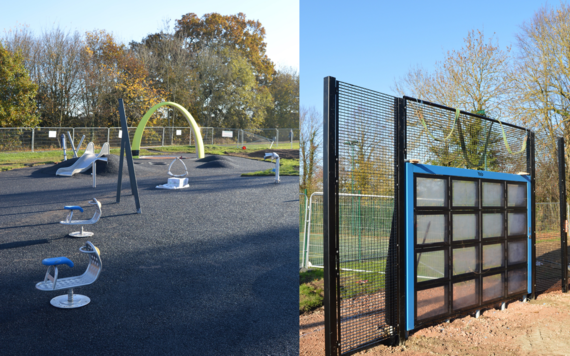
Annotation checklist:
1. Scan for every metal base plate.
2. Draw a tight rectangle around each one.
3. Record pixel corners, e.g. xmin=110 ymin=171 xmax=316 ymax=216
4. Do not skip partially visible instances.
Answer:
xmin=50 ymin=294 xmax=90 ymax=308
xmin=68 ymin=231 xmax=94 ymax=237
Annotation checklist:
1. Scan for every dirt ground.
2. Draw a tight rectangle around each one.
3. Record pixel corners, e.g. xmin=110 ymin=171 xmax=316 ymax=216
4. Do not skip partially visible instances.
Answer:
xmin=300 ymin=290 xmax=570 ymax=356
xmin=226 ymin=148 xmax=299 ymax=160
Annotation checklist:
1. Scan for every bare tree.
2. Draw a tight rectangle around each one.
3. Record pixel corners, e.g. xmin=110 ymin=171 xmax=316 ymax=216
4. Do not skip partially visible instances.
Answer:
xmin=511 ymin=3 xmax=570 ymax=163
xmin=300 ymin=106 xmax=322 ymax=195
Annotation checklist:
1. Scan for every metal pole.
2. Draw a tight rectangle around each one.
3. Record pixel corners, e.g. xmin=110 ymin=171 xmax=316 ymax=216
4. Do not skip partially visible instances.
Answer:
xmin=276 ymin=128 xmax=279 ymax=147
xmin=558 ymin=138 xmax=568 ymax=292
xmin=61 ymin=134 xmax=67 ymax=161
xmin=31 ymin=128 xmax=35 ymax=152
xmin=358 ymin=191 xmax=361 ymax=262
xmin=92 ymin=160 xmax=96 ymax=188
xmin=323 ymin=76 xmax=339 ymax=356
xmin=107 ymin=128 xmax=110 ymax=144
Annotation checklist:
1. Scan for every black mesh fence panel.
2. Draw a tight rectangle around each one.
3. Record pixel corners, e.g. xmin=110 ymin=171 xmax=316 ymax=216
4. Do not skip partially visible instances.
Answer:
xmin=534 ymin=132 xmax=565 ymax=292
xmin=404 ymin=98 xmax=528 ymax=174
xmin=336 ymin=82 xmax=397 ymax=353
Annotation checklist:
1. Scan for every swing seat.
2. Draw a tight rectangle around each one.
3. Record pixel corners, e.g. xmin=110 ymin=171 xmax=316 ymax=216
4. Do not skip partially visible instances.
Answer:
xmin=60 ymin=198 xmax=101 ymax=237
xmin=36 ymin=241 xmax=102 ymax=309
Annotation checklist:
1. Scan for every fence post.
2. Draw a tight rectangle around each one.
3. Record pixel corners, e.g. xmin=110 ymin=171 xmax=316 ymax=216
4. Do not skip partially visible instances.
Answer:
xmin=394 ymin=97 xmax=407 ymax=344
xmin=323 ymin=76 xmax=339 ymax=356
xmin=558 ymin=137 xmax=568 ymax=292
xmin=31 ymin=128 xmax=35 ymax=152
xmin=276 ymin=128 xmax=279 ymax=147
xmin=107 ymin=128 xmax=110 ymax=143
xmin=162 ymin=127 xmax=165 ymax=147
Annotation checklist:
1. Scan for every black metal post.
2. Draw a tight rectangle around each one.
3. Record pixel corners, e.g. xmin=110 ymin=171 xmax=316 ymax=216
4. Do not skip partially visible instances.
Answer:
xmin=527 ymin=131 xmax=536 ymax=299
xmin=558 ymin=138 xmax=568 ymax=292
xmin=395 ymin=97 xmax=407 ymax=343
xmin=116 ymin=99 xmax=142 ymax=214
xmin=323 ymin=76 xmax=340 ymax=356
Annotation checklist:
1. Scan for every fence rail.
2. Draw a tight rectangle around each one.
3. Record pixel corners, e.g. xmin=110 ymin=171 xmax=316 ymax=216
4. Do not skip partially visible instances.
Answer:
xmin=0 ymin=127 xmax=299 ymax=152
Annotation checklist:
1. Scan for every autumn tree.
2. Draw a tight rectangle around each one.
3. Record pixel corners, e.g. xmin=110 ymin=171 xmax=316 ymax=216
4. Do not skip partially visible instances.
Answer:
xmin=79 ymin=30 xmax=163 ymax=127
xmin=175 ymin=12 xmax=274 ymax=84
xmin=132 ymin=23 xmax=193 ymax=127
xmin=264 ymin=67 xmax=299 ymax=128
xmin=0 ymin=42 xmax=39 ymax=127
xmin=192 ymin=47 xmax=273 ymax=128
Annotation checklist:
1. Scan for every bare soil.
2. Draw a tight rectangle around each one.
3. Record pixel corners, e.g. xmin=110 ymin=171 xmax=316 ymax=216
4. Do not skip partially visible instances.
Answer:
xmin=300 ymin=290 xmax=570 ymax=356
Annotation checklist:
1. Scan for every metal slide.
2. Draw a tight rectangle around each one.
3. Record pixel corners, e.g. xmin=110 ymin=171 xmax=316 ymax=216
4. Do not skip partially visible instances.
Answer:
xmin=56 ymin=142 xmax=110 ymax=177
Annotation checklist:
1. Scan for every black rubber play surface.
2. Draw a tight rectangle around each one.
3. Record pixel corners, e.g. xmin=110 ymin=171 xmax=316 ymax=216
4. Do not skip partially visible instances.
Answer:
xmin=0 ymin=154 xmax=298 ymax=356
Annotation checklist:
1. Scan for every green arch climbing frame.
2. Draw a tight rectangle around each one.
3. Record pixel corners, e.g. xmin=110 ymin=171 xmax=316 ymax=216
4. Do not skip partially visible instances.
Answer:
xmin=131 ymin=102 xmax=205 ymax=159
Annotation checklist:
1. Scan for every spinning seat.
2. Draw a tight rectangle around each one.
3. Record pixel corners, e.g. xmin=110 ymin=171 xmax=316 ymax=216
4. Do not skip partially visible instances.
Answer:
xmin=60 ymin=198 xmax=102 ymax=237
xmin=36 ymin=241 xmax=102 ymax=308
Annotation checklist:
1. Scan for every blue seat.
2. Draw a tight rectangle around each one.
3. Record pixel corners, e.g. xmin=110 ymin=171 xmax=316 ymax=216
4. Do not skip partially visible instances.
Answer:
xmin=42 ymin=257 xmax=74 ymax=268
xmin=64 ymin=206 xmax=84 ymax=212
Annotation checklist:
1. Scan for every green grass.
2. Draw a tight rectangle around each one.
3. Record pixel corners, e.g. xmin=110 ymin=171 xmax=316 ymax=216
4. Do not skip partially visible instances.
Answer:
xmin=241 ymin=158 xmax=299 ymax=177
xmin=300 ymin=269 xmax=324 ymax=314
xmin=0 ymin=147 xmax=159 ymax=172
xmin=0 ymin=143 xmax=299 ymax=172
xmin=339 ymin=259 xmax=387 ymax=299
xmin=142 ymin=143 xmax=299 ymax=155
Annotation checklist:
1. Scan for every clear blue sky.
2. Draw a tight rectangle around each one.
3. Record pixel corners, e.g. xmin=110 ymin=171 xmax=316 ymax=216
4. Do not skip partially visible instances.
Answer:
xmin=300 ymin=0 xmax=558 ymax=112
xmin=0 ymin=0 xmax=298 ymax=70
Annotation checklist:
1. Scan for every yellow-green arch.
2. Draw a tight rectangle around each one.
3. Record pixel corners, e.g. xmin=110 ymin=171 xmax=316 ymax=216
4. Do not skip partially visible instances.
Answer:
xmin=131 ymin=102 xmax=205 ymax=159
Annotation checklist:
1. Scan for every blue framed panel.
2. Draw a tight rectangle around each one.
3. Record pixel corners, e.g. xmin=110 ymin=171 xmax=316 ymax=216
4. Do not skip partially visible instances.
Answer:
xmin=405 ymin=163 xmax=531 ymax=330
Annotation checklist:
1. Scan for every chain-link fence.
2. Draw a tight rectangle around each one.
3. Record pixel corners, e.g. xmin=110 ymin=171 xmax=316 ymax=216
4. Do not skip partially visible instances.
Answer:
xmin=0 ymin=127 xmax=299 ymax=152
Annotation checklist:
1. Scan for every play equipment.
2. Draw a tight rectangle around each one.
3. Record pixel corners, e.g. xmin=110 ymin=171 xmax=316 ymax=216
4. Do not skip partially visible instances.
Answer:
xmin=168 ymin=157 xmax=188 ymax=178
xmin=36 ymin=241 xmax=102 ymax=309
xmin=131 ymin=101 xmax=205 ymax=159
xmin=116 ymin=99 xmax=142 ymax=214
xmin=156 ymin=157 xmax=189 ymax=189
xmin=61 ymin=134 xmax=67 ymax=161
xmin=60 ymin=198 xmax=102 ymax=237
xmin=67 ymin=131 xmax=85 ymax=158
xmin=264 ymin=152 xmax=280 ymax=183
xmin=56 ymin=142 xmax=110 ymax=177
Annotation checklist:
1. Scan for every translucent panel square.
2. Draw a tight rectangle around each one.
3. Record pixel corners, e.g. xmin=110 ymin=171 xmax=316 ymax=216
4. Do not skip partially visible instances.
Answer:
xmin=417 ymin=178 xmax=447 ymax=207
xmin=417 ymin=250 xmax=447 ymax=282
xmin=508 ymin=269 xmax=527 ymax=294
xmin=417 ymin=286 xmax=448 ymax=320
xmin=483 ymin=182 xmax=504 ymax=207
xmin=508 ymin=240 xmax=527 ymax=265
xmin=452 ymin=214 xmax=478 ymax=241
xmin=508 ymin=213 xmax=527 ymax=236
xmin=453 ymin=279 xmax=478 ymax=310
xmin=453 ymin=246 xmax=477 ymax=275
xmin=483 ymin=274 xmax=504 ymax=302
xmin=483 ymin=244 xmax=504 ymax=269
xmin=452 ymin=180 xmax=478 ymax=207
xmin=416 ymin=214 xmax=447 ymax=244
xmin=482 ymin=213 xmax=504 ymax=238
xmin=508 ymin=184 xmax=527 ymax=207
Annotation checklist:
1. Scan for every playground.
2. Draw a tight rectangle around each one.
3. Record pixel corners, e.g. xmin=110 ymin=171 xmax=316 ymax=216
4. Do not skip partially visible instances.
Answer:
xmin=0 ymin=149 xmax=299 ymax=355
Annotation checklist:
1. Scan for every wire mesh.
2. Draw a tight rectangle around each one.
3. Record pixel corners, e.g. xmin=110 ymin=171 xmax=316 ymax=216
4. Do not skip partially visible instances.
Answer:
xmin=0 ymin=128 xmax=32 ymax=151
xmin=336 ymin=81 xmax=398 ymax=353
xmin=72 ymin=128 xmax=109 ymax=150
xmin=405 ymin=99 xmax=528 ymax=174
xmin=32 ymin=127 xmax=73 ymax=151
